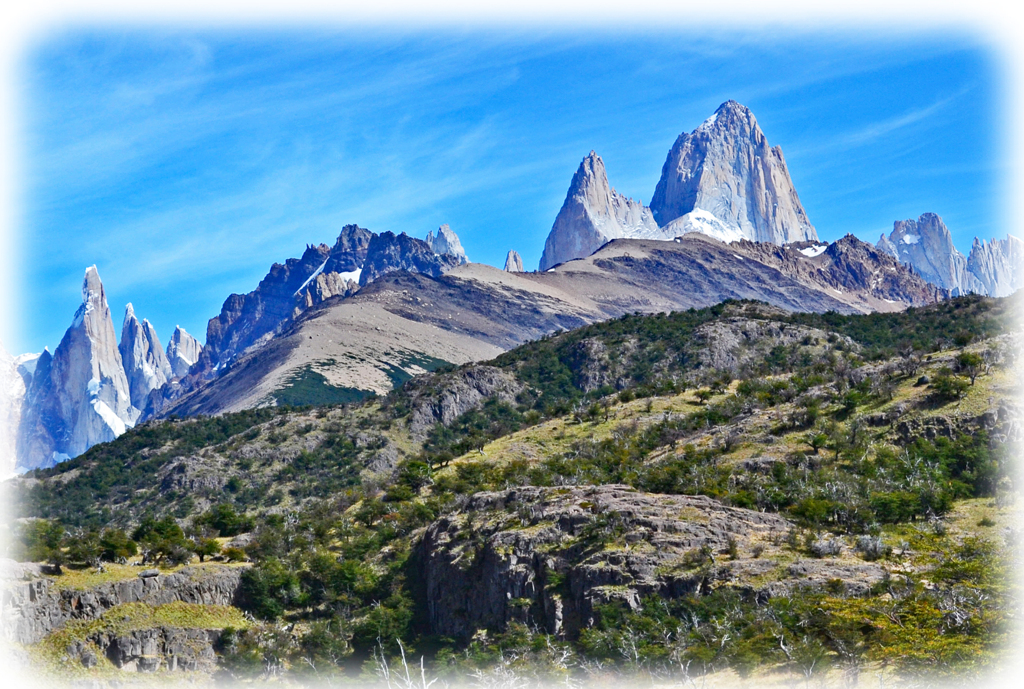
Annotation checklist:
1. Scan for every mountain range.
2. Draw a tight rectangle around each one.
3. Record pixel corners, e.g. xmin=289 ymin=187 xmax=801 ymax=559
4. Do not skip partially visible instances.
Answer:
xmin=3 ymin=99 xmax=1020 ymax=474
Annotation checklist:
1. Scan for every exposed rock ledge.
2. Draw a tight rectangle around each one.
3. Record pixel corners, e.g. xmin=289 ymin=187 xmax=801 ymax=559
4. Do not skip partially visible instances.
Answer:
xmin=1 ymin=563 xmax=245 ymax=645
xmin=65 ymin=627 xmax=224 ymax=673
xmin=422 ymin=485 xmax=862 ymax=641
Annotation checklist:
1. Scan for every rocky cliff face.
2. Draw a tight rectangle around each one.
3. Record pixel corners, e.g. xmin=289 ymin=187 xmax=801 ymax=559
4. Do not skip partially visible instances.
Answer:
xmin=734 ymin=233 xmax=946 ymax=311
xmin=165 ymin=326 xmax=202 ymax=379
xmin=67 ymin=626 xmax=224 ymax=673
xmin=359 ymin=231 xmax=463 ymax=286
xmin=967 ymin=234 xmax=1024 ymax=297
xmin=406 ymin=365 xmax=526 ymax=438
xmin=420 ymin=485 xmax=888 ymax=640
xmin=504 ymin=250 xmax=524 ymax=273
xmin=0 ymin=563 xmax=245 ymax=645
xmin=426 ymin=224 xmax=469 ymax=264
xmin=539 ymin=152 xmax=666 ymax=271
xmin=650 ymin=100 xmax=817 ymax=245
xmin=200 ymin=243 xmax=335 ymax=375
xmin=16 ymin=267 xmax=135 ymax=472
xmin=876 ymin=213 xmax=985 ymax=296
xmin=119 ymin=304 xmax=172 ymax=410
xmin=294 ymin=224 xmax=373 ymax=311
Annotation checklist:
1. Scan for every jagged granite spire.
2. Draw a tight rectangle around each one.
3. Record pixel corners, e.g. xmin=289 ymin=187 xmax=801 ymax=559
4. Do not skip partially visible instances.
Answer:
xmin=539 ymin=151 xmax=665 ymax=271
xmin=426 ymin=224 xmax=469 ymax=264
xmin=876 ymin=213 xmax=985 ymax=296
xmin=119 ymin=303 xmax=172 ymax=410
xmin=650 ymin=100 xmax=817 ymax=245
xmin=166 ymin=326 xmax=203 ymax=379
xmin=16 ymin=266 xmax=135 ymax=471
xmin=967 ymin=234 xmax=1024 ymax=297
xmin=504 ymin=250 xmax=524 ymax=273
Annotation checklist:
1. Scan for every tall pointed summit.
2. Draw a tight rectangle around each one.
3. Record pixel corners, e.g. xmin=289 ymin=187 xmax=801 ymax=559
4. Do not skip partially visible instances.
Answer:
xmin=539 ymin=151 xmax=665 ymax=271
xmin=166 ymin=326 xmax=203 ymax=379
xmin=650 ymin=100 xmax=817 ymax=245
xmin=119 ymin=303 xmax=172 ymax=409
xmin=426 ymin=224 xmax=469 ymax=264
xmin=16 ymin=266 xmax=135 ymax=470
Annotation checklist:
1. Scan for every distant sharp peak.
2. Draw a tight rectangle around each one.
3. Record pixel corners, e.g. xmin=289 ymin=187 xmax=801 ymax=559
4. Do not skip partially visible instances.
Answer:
xmin=426 ymin=224 xmax=469 ymax=264
xmin=692 ymin=99 xmax=759 ymax=135
xmin=874 ymin=211 xmax=1020 ymax=296
xmin=504 ymin=250 xmax=524 ymax=273
xmin=569 ymin=151 xmax=611 ymax=197
xmin=650 ymin=100 xmax=816 ymax=245
xmin=538 ymin=150 xmax=663 ymax=271
xmin=83 ymin=264 xmax=101 ymax=288
xmin=966 ymin=230 xmax=1024 ymax=298
xmin=167 ymin=324 xmax=203 ymax=379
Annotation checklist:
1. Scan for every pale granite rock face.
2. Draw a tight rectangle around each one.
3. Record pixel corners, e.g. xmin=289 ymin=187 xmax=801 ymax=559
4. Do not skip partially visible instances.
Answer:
xmin=165 ymin=326 xmax=202 ymax=379
xmin=504 ymin=250 xmax=524 ymax=273
xmin=16 ymin=266 xmax=135 ymax=471
xmin=119 ymin=304 xmax=172 ymax=410
xmin=426 ymin=224 xmax=469 ymax=264
xmin=539 ymin=151 xmax=666 ymax=271
xmin=650 ymin=100 xmax=817 ymax=245
xmin=967 ymin=234 xmax=1024 ymax=297
xmin=0 ymin=344 xmax=38 ymax=475
xmin=877 ymin=213 xmax=985 ymax=296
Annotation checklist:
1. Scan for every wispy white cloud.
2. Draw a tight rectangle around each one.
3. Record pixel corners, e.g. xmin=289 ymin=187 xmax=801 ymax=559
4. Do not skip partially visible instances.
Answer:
xmin=13 ymin=29 xmax=999 ymax=354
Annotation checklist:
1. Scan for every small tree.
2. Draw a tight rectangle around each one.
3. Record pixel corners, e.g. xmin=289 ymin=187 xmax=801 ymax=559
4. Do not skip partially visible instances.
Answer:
xmin=932 ymin=367 xmax=969 ymax=401
xmin=99 ymin=528 xmax=138 ymax=562
xmin=956 ymin=351 xmax=985 ymax=385
xmin=192 ymin=538 xmax=222 ymax=563
xmin=65 ymin=529 xmax=102 ymax=568
xmin=806 ymin=432 xmax=829 ymax=455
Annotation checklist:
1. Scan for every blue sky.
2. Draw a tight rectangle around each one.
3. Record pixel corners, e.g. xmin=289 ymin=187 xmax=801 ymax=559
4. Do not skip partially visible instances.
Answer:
xmin=9 ymin=26 xmax=1004 ymax=355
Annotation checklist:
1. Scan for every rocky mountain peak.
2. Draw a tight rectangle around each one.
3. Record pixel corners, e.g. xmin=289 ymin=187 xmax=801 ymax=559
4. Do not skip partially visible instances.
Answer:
xmin=504 ymin=250 xmax=524 ymax=273
xmin=16 ymin=266 xmax=135 ymax=471
xmin=650 ymin=100 xmax=817 ymax=245
xmin=119 ymin=303 xmax=172 ymax=410
xmin=426 ymin=224 xmax=469 ymax=264
xmin=359 ymin=231 xmax=463 ymax=286
xmin=166 ymin=326 xmax=202 ymax=379
xmin=967 ymin=234 xmax=1023 ymax=297
xmin=538 ymin=152 xmax=664 ymax=271
xmin=876 ymin=213 xmax=984 ymax=296
xmin=326 ymin=225 xmax=373 ymax=273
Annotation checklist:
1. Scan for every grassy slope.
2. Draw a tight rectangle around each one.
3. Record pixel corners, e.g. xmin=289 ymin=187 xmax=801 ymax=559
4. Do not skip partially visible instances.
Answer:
xmin=6 ymin=294 xmax=1020 ymax=684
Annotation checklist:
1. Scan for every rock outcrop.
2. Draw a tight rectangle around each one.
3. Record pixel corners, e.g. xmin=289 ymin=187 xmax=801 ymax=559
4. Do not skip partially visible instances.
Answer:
xmin=967 ymin=234 xmax=1024 ymax=297
xmin=539 ymin=152 xmax=665 ymax=271
xmin=420 ymin=485 xmax=804 ymax=640
xmin=16 ymin=267 xmax=135 ymax=472
xmin=426 ymin=224 xmax=469 ymax=264
xmin=406 ymin=365 xmax=526 ymax=438
xmin=119 ymin=304 xmax=172 ymax=410
xmin=294 ymin=224 xmax=372 ymax=310
xmin=504 ymin=250 xmax=524 ymax=273
xmin=66 ymin=626 xmax=223 ymax=673
xmin=877 ymin=213 xmax=985 ymax=295
xmin=359 ymin=231 xmax=462 ymax=286
xmin=165 ymin=326 xmax=202 ymax=379
xmin=709 ymin=234 xmax=945 ymax=312
xmin=0 ymin=563 xmax=245 ymax=645
xmin=650 ymin=100 xmax=817 ymax=245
